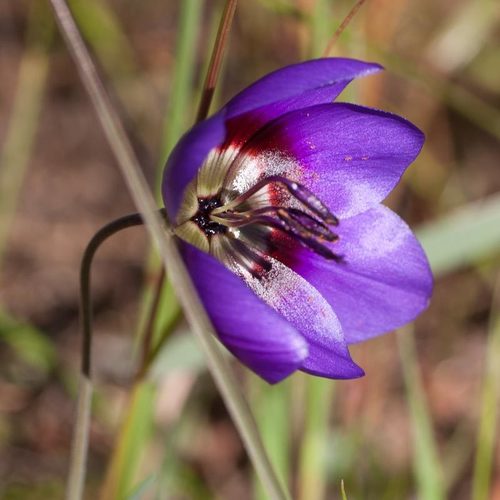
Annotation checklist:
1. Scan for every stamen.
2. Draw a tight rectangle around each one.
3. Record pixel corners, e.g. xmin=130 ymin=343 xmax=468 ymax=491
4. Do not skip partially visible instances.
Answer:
xmin=275 ymin=210 xmax=343 ymax=262
xmin=214 ymin=211 xmax=342 ymax=261
xmin=214 ymin=206 xmax=338 ymax=241
xmin=213 ymin=175 xmax=339 ymax=225
xmin=279 ymin=208 xmax=338 ymax=242
xmin=221 ymin=236 xmax=272 ymax=277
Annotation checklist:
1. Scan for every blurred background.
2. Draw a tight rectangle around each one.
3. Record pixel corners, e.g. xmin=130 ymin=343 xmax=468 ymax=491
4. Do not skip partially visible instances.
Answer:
xmin=1 ymin=0 xmax=500 ymax=498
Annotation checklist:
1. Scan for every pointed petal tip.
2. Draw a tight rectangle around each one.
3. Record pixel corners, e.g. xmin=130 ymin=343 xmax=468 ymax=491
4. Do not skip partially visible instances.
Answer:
xmin=224 ymin=57 xmax=386 ymax=120
xmin=300 ymin=340 xmax=365 ymax=380
xmin=301 ymin=355 xmax=365 ymax=380
xmin=261 ymin=370 xmax=295 ymax=385
xmin=313 ymin=56 xmax=383 ymax=72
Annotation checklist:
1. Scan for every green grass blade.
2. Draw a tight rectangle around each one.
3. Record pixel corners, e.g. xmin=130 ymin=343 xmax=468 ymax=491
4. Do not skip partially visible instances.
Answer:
xmin=0 ymin=2 xmax=53 ymax=267
xmin=398 ymin=327 xmax=445 ymax=500
xmin=0 ymin=312 xmax=56 ymax=373
xmin=252 ymin=378 xmax=291 ymax=500
xmin=68 ymin=0 xmax=136 ymax=76
xmin=298 ymin=377 xmax=335 ymax=500
xmin=136 ymin=0 xmax=202 ymax=358
xmin=309 ymin=0 xmax=331 ymax=58
xmin=417 ymin=194 xmax=500 ymax=276
xmin=101 ymin=382 xmax=155 ymax=500
xmin=341 ymin=479 xmax=348 ymax=500
xmin=139 ymin=0 xmax=203 ymax=360
xmin=126 ymin=474 xmax=156 ymax=500
xmin=471 ymin=280 xmax=500 ymax=500
xmin=66 ymin=376 xmax=93 ymax=500
xmin=158 ymin=0 xmax=203 ymax=166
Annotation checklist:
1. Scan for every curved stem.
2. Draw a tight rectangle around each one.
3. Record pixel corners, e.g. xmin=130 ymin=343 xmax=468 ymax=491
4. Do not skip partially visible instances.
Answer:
xmin=80 ymin=211 xmax=159 ymax=376
xmin=67 ymin=210 xmax=164 ymax=500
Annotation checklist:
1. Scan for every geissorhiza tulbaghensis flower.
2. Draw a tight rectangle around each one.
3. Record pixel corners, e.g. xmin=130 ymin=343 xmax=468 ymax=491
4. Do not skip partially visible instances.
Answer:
xmin=162 ymin=58 xmax=433 ymax=384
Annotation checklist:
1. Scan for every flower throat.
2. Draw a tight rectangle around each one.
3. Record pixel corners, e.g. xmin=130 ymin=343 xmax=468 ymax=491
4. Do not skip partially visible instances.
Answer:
xmin=191 ymin=197 xmax=227 ymax=236
xmin=183 ymin=174 xmax=343 ymax=263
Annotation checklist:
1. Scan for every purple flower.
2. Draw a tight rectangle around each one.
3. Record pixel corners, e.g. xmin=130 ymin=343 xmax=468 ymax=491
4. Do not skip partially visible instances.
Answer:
xmin=162 ymin=58 xmax=432 ymax=384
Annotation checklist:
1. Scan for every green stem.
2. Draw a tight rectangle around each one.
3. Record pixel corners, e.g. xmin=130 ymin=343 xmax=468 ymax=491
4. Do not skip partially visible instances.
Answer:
xmin=80 ymin=212 xmax=148 ymax=376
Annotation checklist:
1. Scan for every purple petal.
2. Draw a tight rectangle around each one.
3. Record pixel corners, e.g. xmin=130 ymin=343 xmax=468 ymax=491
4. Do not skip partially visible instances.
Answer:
xmin=162 ymin=112 xmax=226 ymax=217
xmin=162 ymin=59 xmax=383 ymax=218
xmin=301 ymin=343 xmax=365 ymax=379
xmin=228 ymin=103 xmax=424 ymax=219
xmin=223 ymin=58 xmax=382 ymax=148
xmin=225 ymin=58 xmax=382 ymax=118
xmin=182 ymin=243 xmax=308 ymax=383
xmin=278 ymin=205 xmax=433 ymax=343
xmin=232 ymin=255 xmax=363 ymax=379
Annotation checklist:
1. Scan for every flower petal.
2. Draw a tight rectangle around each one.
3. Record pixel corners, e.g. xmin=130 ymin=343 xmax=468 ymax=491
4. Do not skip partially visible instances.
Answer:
xmin=226 ymin=103 xmax=424 ymax=218
xmin=162 ymin=112 xmax=226 ymax=217
xmin=276 ymin=205 xmax=433 ymax=343
xmin=162 ymin=60 xmax=383 ymax=218
xmin=182 ymin=243 xmax=308 ymax=383
xmin=225 ymin=58 xmax=382 ymax=118
xmin=301 ymin=342 xmax=364 ymax=379
xmin=219 ymin=249 xmax=364 ymax=379
xmin=223 ymin=58 xmax=382 ymax=148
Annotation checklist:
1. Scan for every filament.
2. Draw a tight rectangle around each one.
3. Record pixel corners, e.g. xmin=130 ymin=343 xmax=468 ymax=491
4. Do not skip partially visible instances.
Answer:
xmin=213 ymin=175 xmax=339 ymax=225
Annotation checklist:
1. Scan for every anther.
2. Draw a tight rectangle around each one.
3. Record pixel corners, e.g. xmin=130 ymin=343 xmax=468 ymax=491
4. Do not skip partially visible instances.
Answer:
xmin=222 ymin=237 xmax=272 ymax=277
xmin=213 ymin=175 xmax=339 ymax=225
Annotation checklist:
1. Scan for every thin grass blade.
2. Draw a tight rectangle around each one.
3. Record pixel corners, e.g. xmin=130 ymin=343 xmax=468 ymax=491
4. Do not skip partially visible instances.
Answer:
xmin=252 ymin=378 xmax=291 ymax=500
xmin=100 ymin=383 xmax=155 ymax=500
xmin=397 ymin=327 xmax=445 ymax=500
xmin=471 ymin=277 xmax=500 ymax=500
xmin=68 ymin=0 xmax=136 ymax=76
xmin=417 ymin=194 xmax=500 ymax=276
xmin=297 ymin=378 xmax=335 ymax=500
xmin=0 ymin=2 xmax=53 ymax=267
xmin=159 ymin=0 xmax=203 ymax=166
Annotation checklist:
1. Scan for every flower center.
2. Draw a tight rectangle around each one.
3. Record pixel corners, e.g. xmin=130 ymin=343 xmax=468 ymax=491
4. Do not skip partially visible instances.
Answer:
xmin=191 ymin=197 xmax=227 ymax=236
xmin=210 ymin=175 xmax=343 ymax=262
xmin=173 ymin=145 xmax=343 ymax=267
